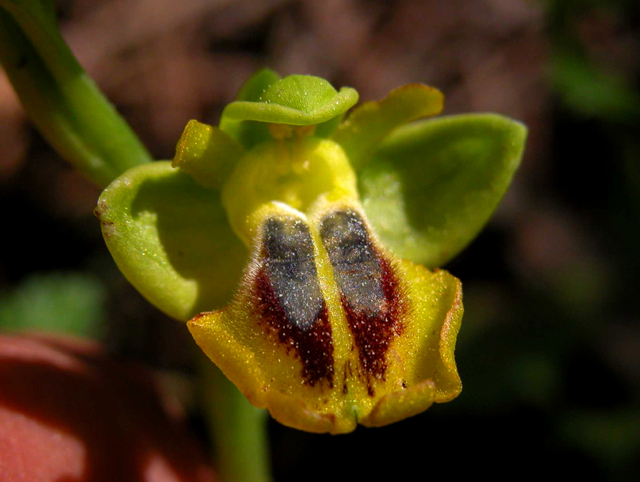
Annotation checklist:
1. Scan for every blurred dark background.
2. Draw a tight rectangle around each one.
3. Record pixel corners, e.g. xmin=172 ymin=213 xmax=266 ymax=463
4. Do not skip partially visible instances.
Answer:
xmin=1 ymin=0 xmax=639 ymax=479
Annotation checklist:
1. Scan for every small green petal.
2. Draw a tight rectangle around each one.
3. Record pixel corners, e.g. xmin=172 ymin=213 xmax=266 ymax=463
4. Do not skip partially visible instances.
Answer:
xmin=332 ymin=84 xmax=444 ymax=169
xmin=172 ymin=119 xmax=244 ymax=189
xmin=95 ymin=162 xmax=247 ymax=321
xmin=359 ymin=113 xmax=527 ymax=268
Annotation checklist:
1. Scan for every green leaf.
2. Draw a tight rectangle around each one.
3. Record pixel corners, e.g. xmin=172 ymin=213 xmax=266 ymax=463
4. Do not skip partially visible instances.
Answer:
xmin=359 ymin=114 xmax=527 ymax=267
xmin=220 ymin=73 xmax=358 ymax=149
xmin=0 ymin=272 xmax=107 ymax=338
xmin=332 ymin=84 xmax=444 ymax=169
xmin=0 ymin=2 xmax=151 ymax=188
xmin=95 ymin=162 xmax=248 ymax=321
xmin=173 ymin=120 xmax=245 ymax=189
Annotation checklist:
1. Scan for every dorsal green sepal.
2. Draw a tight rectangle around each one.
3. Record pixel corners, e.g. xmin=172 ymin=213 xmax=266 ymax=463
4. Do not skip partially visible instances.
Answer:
xmin=220 ymin=73 xmax=358 ymax=149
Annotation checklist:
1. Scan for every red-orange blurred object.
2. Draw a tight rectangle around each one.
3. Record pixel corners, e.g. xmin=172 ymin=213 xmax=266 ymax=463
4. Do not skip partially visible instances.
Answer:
xmin=0 ymin=335 xmax=215 ymax=482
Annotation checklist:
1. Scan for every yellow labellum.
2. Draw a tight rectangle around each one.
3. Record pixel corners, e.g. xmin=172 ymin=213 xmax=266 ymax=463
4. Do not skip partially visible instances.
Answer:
xmin=188 ymin=137 xmax=463 ymax=433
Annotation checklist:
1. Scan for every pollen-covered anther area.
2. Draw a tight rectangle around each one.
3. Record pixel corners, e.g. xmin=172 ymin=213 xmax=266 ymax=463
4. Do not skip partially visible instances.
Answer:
xmin=253 ymin=216 xmax=335 ymax=388
xmin=320 ymin=209 xmax=406 ymax=396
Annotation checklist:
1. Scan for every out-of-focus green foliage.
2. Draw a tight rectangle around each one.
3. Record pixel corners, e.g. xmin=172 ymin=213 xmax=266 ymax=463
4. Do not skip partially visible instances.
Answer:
xmin=550 ymin=49 xmax=640 ymax=121
xmin=547 ymin=0 xmax=640 ymax=122
xmin=0 ymin=272 xmax=107 ymax=338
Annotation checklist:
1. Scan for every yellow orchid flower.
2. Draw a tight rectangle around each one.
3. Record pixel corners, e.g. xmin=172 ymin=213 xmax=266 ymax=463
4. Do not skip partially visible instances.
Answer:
xmin=95 ymin=69 xmax=526 ymax=433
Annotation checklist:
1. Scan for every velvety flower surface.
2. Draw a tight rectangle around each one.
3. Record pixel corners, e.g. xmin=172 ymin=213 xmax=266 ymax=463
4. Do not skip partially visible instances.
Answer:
xmin=95 ymin=70 xmax=526 ymax=433
xmin=0 ymin=334 xmax=215 ymax=481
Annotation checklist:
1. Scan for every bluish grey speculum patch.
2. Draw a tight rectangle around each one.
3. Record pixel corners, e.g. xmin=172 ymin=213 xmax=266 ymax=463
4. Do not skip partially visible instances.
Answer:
xmin=320 ymin=211 xmax=387 ymax=317
xmin=262 ymin=218 xmax=324 ymax=331
xmin=255 ymin=216 xmax=334 ymax=387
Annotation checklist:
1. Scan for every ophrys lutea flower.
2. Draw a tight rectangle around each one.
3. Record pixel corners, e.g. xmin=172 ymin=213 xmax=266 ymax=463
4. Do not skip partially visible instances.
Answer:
xmin=95 ymin=69 xmax=526 ymax=434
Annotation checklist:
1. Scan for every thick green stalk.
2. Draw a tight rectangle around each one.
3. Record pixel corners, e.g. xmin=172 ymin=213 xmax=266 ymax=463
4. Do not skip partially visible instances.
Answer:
xmin=199 ymin=353 xmax=272 ymax=482
xmin=0 ymin=3 xmax=152 ymax=187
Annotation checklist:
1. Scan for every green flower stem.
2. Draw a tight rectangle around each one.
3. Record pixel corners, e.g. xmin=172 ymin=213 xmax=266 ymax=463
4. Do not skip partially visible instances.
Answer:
xmin=0 ymin=4 xmax=152 ymax=188
xmin=199 ymin=352 xmax=272 ymax=482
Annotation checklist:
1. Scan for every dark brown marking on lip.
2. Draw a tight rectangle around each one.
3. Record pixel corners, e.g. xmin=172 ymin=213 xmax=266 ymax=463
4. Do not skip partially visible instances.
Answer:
xmin=320 ymin=210 xmax=406 ymax=396
xmin=253 ymin=217 xmax=334 ymax=388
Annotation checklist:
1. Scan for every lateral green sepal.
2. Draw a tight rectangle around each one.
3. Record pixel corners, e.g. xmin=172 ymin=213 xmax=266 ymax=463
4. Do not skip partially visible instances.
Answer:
xmin=359 ymin=113 xmax=527 ymax=267
xmin=95 ymin=161 xmax=247 ymax=321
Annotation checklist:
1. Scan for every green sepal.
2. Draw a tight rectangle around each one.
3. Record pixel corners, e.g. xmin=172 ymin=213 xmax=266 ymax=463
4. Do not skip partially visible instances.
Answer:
xmin=220 ymin=73 xmax=358 ymax=149
xmin=223 ymin=75 xmax=358 ymax=124
xmin=359 ymin=114 xmax=527 ymax=268
xmin=95 ymin=162 xmax=247 ymax=321
xmin=332 ymin=84 xmax=444 ymax=170
xmin=172 ymin=120 xmax=245 ymax=189
xmin=219 ymin=68 xmax=280 ymax=148
xmin=234 ymin=68 xmax=281 ymax=103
